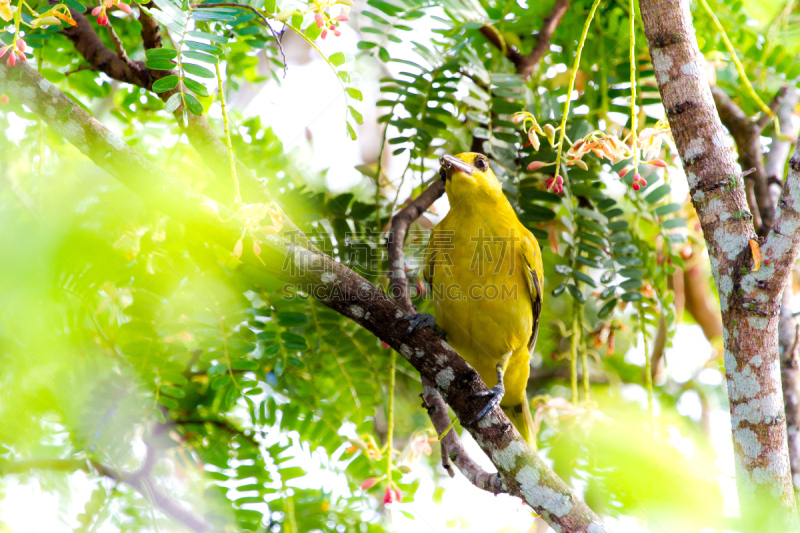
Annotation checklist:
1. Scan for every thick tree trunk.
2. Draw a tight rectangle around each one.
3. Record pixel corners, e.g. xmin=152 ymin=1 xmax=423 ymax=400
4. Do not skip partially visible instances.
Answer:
xmin=639 ymin=0 xmax=800 ymax=528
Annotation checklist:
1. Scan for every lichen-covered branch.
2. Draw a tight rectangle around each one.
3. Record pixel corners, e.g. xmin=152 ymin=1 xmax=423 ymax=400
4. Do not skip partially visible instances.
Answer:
xmin=1 ymin=60 xmax=608 ymax=533
xmin=480 ymin=0 xmax=570 ymax=79
xmin=711 ymin=85 xmax=771 ymax=234
xmin=639 ymin=0 xmax=799 ymax=528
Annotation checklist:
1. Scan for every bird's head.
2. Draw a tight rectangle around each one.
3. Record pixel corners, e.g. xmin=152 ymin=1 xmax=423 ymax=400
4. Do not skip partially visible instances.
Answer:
xmin=439 ymin=152 xmax=503 ymax=202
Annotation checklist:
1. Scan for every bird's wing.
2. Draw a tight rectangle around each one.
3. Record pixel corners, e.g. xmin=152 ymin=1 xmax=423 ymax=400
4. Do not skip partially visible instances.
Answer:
xmin=423 ymin=226 xmax=437 ymax=287
xmin=520 ymin=229 xmax=544 ymax=354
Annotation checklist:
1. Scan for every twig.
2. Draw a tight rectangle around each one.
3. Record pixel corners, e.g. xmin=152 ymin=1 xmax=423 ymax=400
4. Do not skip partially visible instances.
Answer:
xmin=64 ymin=63 xmax=96 ymax=76
xmin=479 ymin=0 xmax=570 ymax=79
xmin=192 ymin=2 xmax=286 ymax=76
xmin=105 ymin=20 xmax=132 ymax=65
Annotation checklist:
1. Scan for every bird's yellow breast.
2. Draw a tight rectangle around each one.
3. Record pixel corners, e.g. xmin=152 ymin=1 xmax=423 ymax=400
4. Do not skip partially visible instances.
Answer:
xmin=428 ymin=203 xmax=533 ymax=403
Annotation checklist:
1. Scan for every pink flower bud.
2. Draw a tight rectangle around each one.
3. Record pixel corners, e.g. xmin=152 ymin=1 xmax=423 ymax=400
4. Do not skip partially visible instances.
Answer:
xmin=321 ymin=29 xmax=328 ymax=39
xmin=330 ymin=24 xmax=336 ymax=30
xmin=335 ymin=14 xmax=349 ymax=21
xmin=381 ymin=341 xmax=390 ymax=349
xmin=546 ymin=177 xmax=555 ymax=190
xmin=314 ymin=13 xmax=324 ymax=28
xmin=527 ymin=161 xmax=546 ymax=171
xmin=333 ymin=29 xmax=341 ymax=37
xmin=118 ymin=2 xmax=131 ymax=13
xmin=92 ymin=5 xmax=102 ymax=15
xmin=360 ymin=477 xmax=380 ymax=490
xmin=98 ymin=14 xmax=108 ymax=25
xmin=0 ymin=47 xmax=8 ymax=60
xmin=646 ymin=159 xmax=667 ymax=168
xmin=639 ymin=178 xmax=647 ymax=187
xmin=17 ymin=51 xmax=25 ymax=62
xmin=15 ymin=39 xmax=25 ymax=53
xmin=7 ymin=52 xmax=15 ymax=67
xmin=555 ymin=175 xmax=563 ymax=186
xmin=393 ymin=487 xmax=403 ymax=502
xmin=633 ymin=172 xmax=641 ymax=183
xmin=619 ymin=167 xmax=630 ymax=178
xmin=383 ymin=487 xmax=394 ymax=504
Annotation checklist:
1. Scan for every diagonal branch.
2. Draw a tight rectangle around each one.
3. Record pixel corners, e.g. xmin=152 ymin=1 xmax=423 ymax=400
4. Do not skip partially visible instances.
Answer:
xmin=0 ymin=458 xmax=213 ymax=532
xmin=711 ymin=85 xmax=771 ymax=234
xmin=480 ymin=0 xmax=570 ymax=79
xmin=1 ymin=60 xmax=608 ymax=533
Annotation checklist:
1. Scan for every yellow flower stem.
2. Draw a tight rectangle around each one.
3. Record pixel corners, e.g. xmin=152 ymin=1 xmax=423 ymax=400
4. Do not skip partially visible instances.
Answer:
xmin=640 ymin=309 xmax=654 ymax=433
xmin=437 ymin=417 xmax=458 ymax=441
xmin=215 ymin=62 xmax=241 ymax=206
xmin=629 ymin=0 xmax=638 ymax=171
xmin=12 ymin=0 xmax=24 ymax=41
xmin=698 ymin=0 xmax=780 ymax=133
xmin=386 ymin=349 xmax=396 ymax=490
xmin=570 ymin=301 xmax=580 ymax=405
xmin=553 ymin=0 xmax=603 ymax=180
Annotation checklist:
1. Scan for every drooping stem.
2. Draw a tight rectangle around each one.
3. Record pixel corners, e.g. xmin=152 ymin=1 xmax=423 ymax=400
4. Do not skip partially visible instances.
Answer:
xmin=628 ymin=0 xmax=638 ymax=171
xmin=386 ymin=349 xmax=396 ymax=492
xmin=640 ymin=309 xmax=654 ymax=431
xmin=570 ymin=301 xmax=580 ymax=404
xmin=553 ymin=0 xmax=603 ymax=178
xmin=698 ymin=0 xmax=779 ymax=133
xmin=215 ymin=62 xmax=241 ymax=206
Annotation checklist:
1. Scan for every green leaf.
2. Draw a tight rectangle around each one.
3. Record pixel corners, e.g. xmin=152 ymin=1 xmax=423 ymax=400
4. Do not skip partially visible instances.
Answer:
xmin=598 ymin=298 xmax=617 ymax=318
xmin=346 ymin=121 xmax=357 ymax=140
xmin=158 ymin=396 xmax=179 ymax=409
xmin=164 ymin=93 xmax=182 ymax=113
xmin=188 ymin=30 xmax=229 ymax=44
xmin=183 ymin=50 xmax=219 ymax=64
xmin=182 ymin=77 xmax=209 ymax=97
xmin=619 ymin=268 xmax=643 ymax=279
xmin=152 ymin=75 xmax=179 ymax=93
xmin=192 ymin=10 xmax=236 ymax=21
xmin=573 ymin=270 xmax=597 ymax=288
xmin=146 ymin=48 xmax=178 ymax=60
xmin=620 ymin=278 xmax=642 ymax=291
xmin=567 ymin=284 xmax=586 ymax=302
xmin=645 ymin=184 xmax=671 ymax=204
xmin=662 ymin=218 xmax=687 ymax=229
xmin=146 ymin=58 xmax=176 ymax=70
xmin=64 ymin=0 xmax=86 ymax=12
xmin=607 ymin=220 xmax=629 ymax=231
xmin=554 ymin=264 xmax=572 ymax=276
xmin=552 ymin=283 xmax=567 ymax=297
xmin=160 ymin=385 xmax=186 ymax=398
xmin=183 ymin=93 xmax=204 ymax=115
xmin=329 ymin=52 xmax=346 ymax=67
xmin=621 ymin=291 xmax=643 ymax=302
xmin=346 ymin=87 xmax=363 ymax=101
xmin=654 ymin=203 xmax=681 ymax=217
xmin=349 ymin=106 xmax=363 ymax=125
xmin=183 ymin=63 xmax=215 ymax=79
xmin=185 ymin=40 xmax=223 ymax=54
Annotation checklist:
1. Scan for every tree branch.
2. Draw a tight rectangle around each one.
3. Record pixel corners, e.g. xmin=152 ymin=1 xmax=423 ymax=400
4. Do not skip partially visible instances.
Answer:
xmin=1 ymin=61 xmax=608 ymax=533
xmin=711 ymin=85 xmax=771 ymax=234
xmin=479 ymin=0 xmax=570 ymax=79
xmin=138 ymin=2 xmax=163 ymax=50
xmin=0 ymin=458 xmax=214 ymax=532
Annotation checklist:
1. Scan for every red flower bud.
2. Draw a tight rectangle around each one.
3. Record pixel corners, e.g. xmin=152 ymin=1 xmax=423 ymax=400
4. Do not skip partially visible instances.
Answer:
xmin=333 ymin=29 xmax=341 ymax=37
xmin=15 ymin=39 xmax=25 ymax=53
xmin=314 ymin=13 xmax=324 ymax=28
xmin=632 ymin=182 xmax=640 ymax=191
xmin=360 ymin=477 xmax=380 ymax=490
xmin=639 ymin=178 xmax=647 ymax=187
xmin=383 ymin=487 xmax=394 ymax=504
xmin=381 ymin=341 xmax=390 ymax=349
xmin=633 ymin=172 xmax=641 ymax=183
xmin=646 ymin=159 xmax=667 ymax=168
xmin=555 ymin=175 xmax=563 ymax=186
xmin=118 ymin=2 xmax=132 ymax=13
xmin=7 ymin=52 xmax=15 ymax=67
xmin=527 ymin=161 xmax=546 ymax=171
xmin=619 ymin=167 xmax=630 ymax=178
xmin=321 ymin=29 xmax=328 ymax=39
xmin=16 ymin=51 xmax=25 ymax=62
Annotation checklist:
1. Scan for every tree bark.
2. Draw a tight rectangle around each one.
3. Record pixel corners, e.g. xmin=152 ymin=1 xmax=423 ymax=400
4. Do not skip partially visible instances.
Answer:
xmin=0 ymin=60 xmax=609 ymax=533
xmin=639 ymin=0 xmax=800 ymax=528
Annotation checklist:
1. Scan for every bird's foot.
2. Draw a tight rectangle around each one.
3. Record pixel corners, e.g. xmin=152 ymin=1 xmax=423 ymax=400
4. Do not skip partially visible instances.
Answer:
xmin=468 ymin=385 xmax=505 ymax=426
xmin=399 ymin=313 xmax=444 ymax=339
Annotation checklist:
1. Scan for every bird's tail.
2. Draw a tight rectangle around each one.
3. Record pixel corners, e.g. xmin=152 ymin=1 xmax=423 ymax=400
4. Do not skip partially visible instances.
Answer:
xmin=502 ymin=395 xmax=536 ymax=448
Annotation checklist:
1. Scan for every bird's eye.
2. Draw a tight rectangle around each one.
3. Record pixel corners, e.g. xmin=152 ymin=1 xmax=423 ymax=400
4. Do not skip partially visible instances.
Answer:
xmin=475 ymin=157 xmax=488 ymax=171
xmin=439 ymin=168 xmax=447 ymax=182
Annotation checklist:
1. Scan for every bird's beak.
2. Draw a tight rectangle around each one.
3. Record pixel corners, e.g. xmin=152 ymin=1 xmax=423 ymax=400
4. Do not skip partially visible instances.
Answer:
xmin=439 ymin=154 xmax=473 ymax=182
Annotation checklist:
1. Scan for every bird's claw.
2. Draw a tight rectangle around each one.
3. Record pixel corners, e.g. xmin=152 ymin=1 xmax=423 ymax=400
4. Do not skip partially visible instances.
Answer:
xmin=468 ymin=385 xmax=504 ymax=426
xmin=399 ymin=313 xmax=438 ymax=339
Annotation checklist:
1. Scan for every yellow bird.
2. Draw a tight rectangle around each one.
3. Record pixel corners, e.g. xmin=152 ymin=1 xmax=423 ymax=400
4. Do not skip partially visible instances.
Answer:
xmin=404 ymin=153 xmax=543 ymax=445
